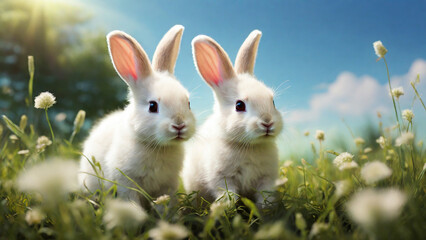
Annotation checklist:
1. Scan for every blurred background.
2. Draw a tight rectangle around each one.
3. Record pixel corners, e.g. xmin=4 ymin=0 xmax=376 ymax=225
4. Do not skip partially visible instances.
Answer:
xmin=1 ymin=0 xmax=425 ymax=159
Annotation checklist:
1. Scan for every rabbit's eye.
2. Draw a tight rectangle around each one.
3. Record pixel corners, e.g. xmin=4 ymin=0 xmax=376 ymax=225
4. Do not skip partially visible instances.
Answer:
xmin=188 ymin=101 xmax=191 ymax=109
xmin=235 ymin=100 xmax=246 ymax=112
xmin=273 ymin=100 xmax=275 ymax=107
xmin=149 ymin=101 xmax=158 ymax=113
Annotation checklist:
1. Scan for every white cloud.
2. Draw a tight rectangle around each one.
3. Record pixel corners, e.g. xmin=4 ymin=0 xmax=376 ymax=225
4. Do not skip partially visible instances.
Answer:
xmin=287 ymin=59 xmax=426 ymax=124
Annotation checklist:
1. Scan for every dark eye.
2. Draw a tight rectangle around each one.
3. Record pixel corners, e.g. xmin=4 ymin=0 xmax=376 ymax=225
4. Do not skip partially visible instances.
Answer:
xmin=273 ymin=100 xmax=275 ymax=107
xmin=235 ymin=100 xmax=246 ymax=112
xmin=149 ymin=101 xmax=158 ymax=113
xmin=188 ymin=101 xmax=191 ymax=109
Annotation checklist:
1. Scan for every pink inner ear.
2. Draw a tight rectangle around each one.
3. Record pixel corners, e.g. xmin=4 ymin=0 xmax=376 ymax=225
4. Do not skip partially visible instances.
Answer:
xmin=109 ymin=35 xmax=138 ymax=81
xmin=194 ymin=41 xmax=223 ymax=86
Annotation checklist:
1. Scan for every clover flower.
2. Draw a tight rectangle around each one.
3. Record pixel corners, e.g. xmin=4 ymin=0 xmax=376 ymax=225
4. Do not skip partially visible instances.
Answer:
xmin=333 ymin=152 xmax=358 ymax=171
xmin=103 ymin=199 xmax=147 ymax=230
xmin=36 ymin=136 xmax=52 ymax=152
xmin=361 ymin=161 xmax=392 ymax=184
xmin=334 ymin=180 xmax=351 ymax=198
xmin=402 ymin=109 xmax=414 ymax=123
xmin=309 ymin=222 xmax=329 ymax=238
xmin=34 ymin=92 xmax=56 ymax=109
xmin=25 ymin=208 xmax=45 ymax=226
xmin=17 ymin=159 xmax=79 ymax=201
xmin=149 ymin=221 xmax=188 ymax=240
xmin=376 ymin=136 xmax=387 ymax=149
xmin=395 ymin=132 xmax=414 ymax=147
xmin=390 ymin=87 xmax=404 ymax=100
xmin=346 ymin=188 xmax=407 ymax=228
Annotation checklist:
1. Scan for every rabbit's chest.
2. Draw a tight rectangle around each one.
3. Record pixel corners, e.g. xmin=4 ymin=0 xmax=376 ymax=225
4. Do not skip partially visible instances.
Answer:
xmin=132 ymin=148 xmax=183 ymax=191
xmin=218 ymin=145 xmax=278 ymax=189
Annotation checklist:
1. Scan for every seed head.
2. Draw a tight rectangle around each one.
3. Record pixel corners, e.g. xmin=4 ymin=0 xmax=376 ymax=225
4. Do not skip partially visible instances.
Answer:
xmin=315 ymin=130 xmax=325 ymax=141
xmin=73 ymin=110 xmax=86 ymax=133
xmin=373 ymin=41 xmax=388 ymax=59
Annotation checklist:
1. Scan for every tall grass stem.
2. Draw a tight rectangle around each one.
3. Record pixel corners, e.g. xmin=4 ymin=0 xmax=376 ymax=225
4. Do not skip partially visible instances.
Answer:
xmin=45 ymin=108 xmax=55 ymax=142
xmin=383 ymin=58 xmax=401 ymax=134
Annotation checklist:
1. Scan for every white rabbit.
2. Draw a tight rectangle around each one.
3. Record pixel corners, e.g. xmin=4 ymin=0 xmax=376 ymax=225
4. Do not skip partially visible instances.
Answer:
xmin=79 ymin=25 xmax=196 ymax=207
xmin=182 ymin=30 xmax=283 ymax=206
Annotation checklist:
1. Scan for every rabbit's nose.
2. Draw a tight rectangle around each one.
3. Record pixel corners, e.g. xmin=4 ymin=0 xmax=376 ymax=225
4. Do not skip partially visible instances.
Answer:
xmin=261 ymin=122 xmax=274 ymax=129
xmin=172 ymin=123 xmax=186 ymax=131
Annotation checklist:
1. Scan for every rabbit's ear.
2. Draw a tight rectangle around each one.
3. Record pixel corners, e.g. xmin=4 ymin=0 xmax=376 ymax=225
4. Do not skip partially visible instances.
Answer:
xmin=192 ymin=35 xmax=236 ymax=87
xmin=152 ymin=25 xmax=184 ymax=74
xmin=107 ymin=31 xmax=152 ymax=84
xmin=234 ymin=30 xmax=262 ymax=75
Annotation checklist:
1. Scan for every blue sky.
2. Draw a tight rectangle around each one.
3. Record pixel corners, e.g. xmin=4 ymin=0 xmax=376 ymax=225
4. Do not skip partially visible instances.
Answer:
xmin=76 ymin=0 xmax=426 ymax=156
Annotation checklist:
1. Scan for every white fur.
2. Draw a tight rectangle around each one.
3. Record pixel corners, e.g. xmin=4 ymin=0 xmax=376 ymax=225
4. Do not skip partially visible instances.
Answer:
xmin=79 ymin=26 xmax=195 ymax=206
xmin=182 ymin=31 xmax=283 ymax=205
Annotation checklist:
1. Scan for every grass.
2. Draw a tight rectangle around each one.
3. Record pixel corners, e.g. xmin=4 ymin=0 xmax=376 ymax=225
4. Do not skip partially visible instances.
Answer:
xmin=1 ymin=49 xmax=425 ymax=240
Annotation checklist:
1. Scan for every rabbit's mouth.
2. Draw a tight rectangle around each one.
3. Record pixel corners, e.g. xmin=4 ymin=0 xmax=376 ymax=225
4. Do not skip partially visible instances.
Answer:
xmin=173 ymin=133 xmax=185 ymax=141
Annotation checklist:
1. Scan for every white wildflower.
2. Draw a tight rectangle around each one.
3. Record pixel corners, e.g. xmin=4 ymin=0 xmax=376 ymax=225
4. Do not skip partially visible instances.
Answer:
xmin=315 ymin=130 xmax=325 ymax=141
xmin=346 ymin=188 xmax=407 ymax=228
xmin=373 ymin=41 xmax=388 ymax=59
xmin=17 ymin=149 xmax=30 ymax=155
xmin=34 ymin=92 xmax=56 ymax=109
xmin=25 ymin=208 xmax=45 ymax=225
xmin=210 ymin=201 xmax=229 ymax=218
xmin=309 ymin=222 xmax=329 ymax=238
xmin=390 ymin=87 xmax=404 ymax=100
xmin=254 ymin=221 xmax=285 ymax=240
xmin=149 ymin=221 xmax=188 ymax=240
xmin=354 ymin=137 xmax=365 ymax=146
xmin=333 ymin=152 xmax=358 ymax=171
xmin=361 ymin=161 xmax=392 ymax=184
xmin=364 ymin=147 xmax=372 ymax=153
xmin=402 ymin=109 xmax=414 ymax=123
xmin=103 ymin=199 xmax=147 ymax=230
xmin=283 ymin=160 xmax=293 ymax=167
xmin=295 ymin=213 xmax=306 ymax=231
xmin=376 ymin=136 xmax=387 ymax=149
xmin=17 ymin=159 xmax=79 ymax=200
xmin=275 ymin=177 xmax=288 ymax=187
xmin=395 ymin=132 xmax=414 ymax=147
xmin=55 ymin=112 xmax=67 ymax=122
xmin=36 ymin=136 xmax=52 ymax=152
xmin=334 ymin=180 xmax=351 ymax=198
xmin=423 ymin=163 xmax=426 ymax=171
xmin=304 ymin=131 xmax=310 ymax=136
xmin=154 ymin=194 xmax=171 ymax=205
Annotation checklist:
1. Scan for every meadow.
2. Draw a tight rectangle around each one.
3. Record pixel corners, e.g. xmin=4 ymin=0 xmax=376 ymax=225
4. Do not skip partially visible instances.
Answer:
xmin=0 ymin=43 xmax=425 ymax=240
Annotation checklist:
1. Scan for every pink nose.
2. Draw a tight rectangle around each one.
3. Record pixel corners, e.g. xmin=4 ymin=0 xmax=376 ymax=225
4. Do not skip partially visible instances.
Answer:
xmin=261 ymin=122 xmax=274 ymax=129
xmin=172 ymin=124 xmax=185 ymax=131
